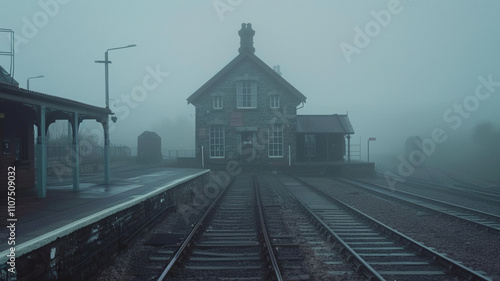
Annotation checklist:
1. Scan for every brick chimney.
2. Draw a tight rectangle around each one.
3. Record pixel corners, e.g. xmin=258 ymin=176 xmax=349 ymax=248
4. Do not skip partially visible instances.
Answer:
xmin=238 ymin=23 xmax=255 ymax=54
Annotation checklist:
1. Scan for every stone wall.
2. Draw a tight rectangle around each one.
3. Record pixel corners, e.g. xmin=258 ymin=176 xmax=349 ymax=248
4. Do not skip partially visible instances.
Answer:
xmin=193 ymin=57 xmax=301 ymax=167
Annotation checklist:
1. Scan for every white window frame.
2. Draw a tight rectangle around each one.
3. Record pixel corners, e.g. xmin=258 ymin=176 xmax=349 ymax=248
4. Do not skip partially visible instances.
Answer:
xmin=237 ymin=81 xmax=257 ymax=109
xmin=213 ymin=96 xmax=223 ymax=109
xmin=270 ymin=95 xmax=280 ymax=109
xmin=209 ymin=125 xmax=225 ymax=158
xmin=268 ymin=124 xmax=283 ymax=158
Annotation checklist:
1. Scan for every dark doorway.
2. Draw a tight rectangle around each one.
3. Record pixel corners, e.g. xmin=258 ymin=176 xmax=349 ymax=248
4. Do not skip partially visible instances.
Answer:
xmin=238 ymin=131 xmax=256 ymax=161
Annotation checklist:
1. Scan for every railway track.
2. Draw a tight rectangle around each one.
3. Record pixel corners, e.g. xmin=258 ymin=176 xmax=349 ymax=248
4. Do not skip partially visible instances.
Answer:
xmin=258 ymin=175 xmax=368 ymax=280
xmin=422 ymin=166 xmax=500 ymax=194
xmin=255 ymin=176 xmax=311 ymax=280
xmin=404 ymin=176 xmax=500 ymax=206
xmin=340 ymin=178 xmax=500 ymax=234
xmin=156 ymin=174 xmax=283 ymax=280
xmin=281 ymin=176 xmax=492 ymax=281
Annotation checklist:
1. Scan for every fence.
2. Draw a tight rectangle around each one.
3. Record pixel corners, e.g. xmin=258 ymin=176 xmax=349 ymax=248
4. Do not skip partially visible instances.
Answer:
xmin=47 ymin=145 xmax=131 ymax=161
xmin=164 ymin=150 xmax=196 ymax=159
xmin=347 ymin=141 xmax=361 ymax=160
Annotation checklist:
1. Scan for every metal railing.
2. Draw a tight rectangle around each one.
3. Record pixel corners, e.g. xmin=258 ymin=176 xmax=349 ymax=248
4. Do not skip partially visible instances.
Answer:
xmin=46 ymin=145 xmax=131 ymax=161
xmin=164 ymin=150 xmax=196 ymax=159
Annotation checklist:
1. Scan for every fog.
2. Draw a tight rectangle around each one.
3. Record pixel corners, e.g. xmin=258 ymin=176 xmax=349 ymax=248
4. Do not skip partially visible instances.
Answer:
xmin=2 ymin=1 xmax=499 ymax=182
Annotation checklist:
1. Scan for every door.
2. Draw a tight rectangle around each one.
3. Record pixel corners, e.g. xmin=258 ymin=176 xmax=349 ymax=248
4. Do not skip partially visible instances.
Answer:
xmin=238 ymin=131 xmax=255 ymax=161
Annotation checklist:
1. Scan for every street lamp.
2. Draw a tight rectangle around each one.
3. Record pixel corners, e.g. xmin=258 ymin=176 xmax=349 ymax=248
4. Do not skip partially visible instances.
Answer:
xmin=367 ymin=137 xmax=376 ymax=163
xmin=95 ymin=44 xmax=136 ymax=185
xmin=95 ymin=44 xmax=136 ymax=108
xmin=27 ymin=75 xmax=44 ymax=90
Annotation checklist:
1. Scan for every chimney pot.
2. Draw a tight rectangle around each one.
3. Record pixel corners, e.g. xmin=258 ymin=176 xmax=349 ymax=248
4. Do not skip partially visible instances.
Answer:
xmin=238 ymin=23 xmax=255 ymax=54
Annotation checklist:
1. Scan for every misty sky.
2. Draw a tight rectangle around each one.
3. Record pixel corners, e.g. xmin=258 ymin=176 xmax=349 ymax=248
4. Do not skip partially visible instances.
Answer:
xmin=1 ymin=1 xmax=499 ymax=161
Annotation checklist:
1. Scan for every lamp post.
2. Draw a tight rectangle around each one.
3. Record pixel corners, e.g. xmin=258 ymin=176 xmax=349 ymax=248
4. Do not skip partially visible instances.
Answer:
xmin=27 ymin=75 xmax=44 ymax=90
xmin=367 ymin=137 xmax=376 ymax=163
xmin=95 ymin=44 xmax=136 ymax=184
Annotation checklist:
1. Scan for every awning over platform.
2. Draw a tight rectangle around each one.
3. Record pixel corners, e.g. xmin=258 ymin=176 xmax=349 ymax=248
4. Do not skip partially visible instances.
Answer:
xmin=0 ymin=82 xmax=111 ymax=198
xmin=296 ymin=114 xmax=354 ymax=134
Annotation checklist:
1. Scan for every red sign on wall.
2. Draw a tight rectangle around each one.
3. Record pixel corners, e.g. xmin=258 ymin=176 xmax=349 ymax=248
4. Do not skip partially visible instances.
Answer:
xmin=231 ymin=112 xmax=243 ymax=127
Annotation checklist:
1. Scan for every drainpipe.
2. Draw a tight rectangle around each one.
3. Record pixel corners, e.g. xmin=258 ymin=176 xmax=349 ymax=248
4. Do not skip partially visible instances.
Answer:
xmin=288 ymin=145 xmax=291 ymax=166
xmin=347 ymin=135 xmax=351 ymax=163
xmin=201 ymin=146 xmax=204 ymax=168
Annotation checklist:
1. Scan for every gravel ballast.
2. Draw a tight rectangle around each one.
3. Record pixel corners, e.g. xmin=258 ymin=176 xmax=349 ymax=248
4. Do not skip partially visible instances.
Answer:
xmin=303 ymin=176 xmax=500 ymax=280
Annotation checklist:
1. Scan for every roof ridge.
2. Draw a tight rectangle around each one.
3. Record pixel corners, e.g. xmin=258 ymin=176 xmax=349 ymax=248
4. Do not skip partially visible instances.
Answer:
xmin=187 ymin=52 xmax=307 ymax=104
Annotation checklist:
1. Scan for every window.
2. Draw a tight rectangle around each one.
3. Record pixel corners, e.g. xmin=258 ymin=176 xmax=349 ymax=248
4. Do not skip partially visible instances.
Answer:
xmin=268 ymin=124 xmax=283 ymax=157
xmin=237 ymin=81 xmax=257 ymax=108
xmin=304 ymin=134 xmax=316 ymax=158
xmin=2 ymin=140 xmax=10 ymax=155
xmin=209 ymin=125 xmax=225 ymax=158
xmin=270 ymin=96 xmax=280 ymax=109
xmin=213 ymin=96 xmax=223 ymax=109
xmin=14 ymin=141 xmax=22 ymax=160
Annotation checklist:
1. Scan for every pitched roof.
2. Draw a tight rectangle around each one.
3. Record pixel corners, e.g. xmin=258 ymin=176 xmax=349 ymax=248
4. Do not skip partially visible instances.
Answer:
xmin=296 ymin=114 xmax=354 ymax=134
xmin=187 ymin=52 xmax=307 ymax=104
xmin=138 ymin=131 xmax=161 ymax=139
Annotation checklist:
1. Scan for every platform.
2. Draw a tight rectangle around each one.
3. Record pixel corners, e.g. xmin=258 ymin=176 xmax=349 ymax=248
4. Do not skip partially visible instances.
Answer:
xmin=0 ymin=164 xmax=209 ymax=265
xmin=178 ymin=158 xmax=375 ymax=177
xmin=197 ymin=160 xmax=375 ymax=177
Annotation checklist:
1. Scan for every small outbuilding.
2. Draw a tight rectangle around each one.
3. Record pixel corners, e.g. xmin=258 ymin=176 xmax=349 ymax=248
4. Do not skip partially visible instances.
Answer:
xmin=296 ymin=114 xmax=354 ymax=162
xmin=137 ymin=131 xmax=162 ymax=163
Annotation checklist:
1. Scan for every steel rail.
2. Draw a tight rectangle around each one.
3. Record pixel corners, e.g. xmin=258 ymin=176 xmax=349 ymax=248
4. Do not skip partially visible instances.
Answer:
xmin=294 ymin=176 xmax=492 ymax=281
xmin=157 ymin=177 xmax=233 ymax=281
xmin=254 ymin=176 xmax=284 ymax=281
xmin=342 ymin=178 xmax=500 ymax=234
xmin=375 ymin=171 xmax=500 ymax=202
xmin=405 ymin=176 xmax=500 ymax=204
xmin=422 ymin=166 xmax=500 ymax=192
xmin=285 ymin=178 xmax=385 ymax=281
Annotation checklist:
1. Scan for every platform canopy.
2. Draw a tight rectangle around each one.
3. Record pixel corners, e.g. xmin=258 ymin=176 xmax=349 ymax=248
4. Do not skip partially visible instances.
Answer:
xmin=296 ymin=114 xmax=354 ymax=134
xmin=0 ymin=82 xmax=111 ymax=198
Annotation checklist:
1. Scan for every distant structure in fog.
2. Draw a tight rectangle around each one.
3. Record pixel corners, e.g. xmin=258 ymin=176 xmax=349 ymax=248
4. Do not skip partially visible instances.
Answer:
xmin=137 ymin=131 xmax=162 ymax=163
xmin=405 ymin=136 xmax=426 ymax=164
xmin=187 ymin=23 xmax=354 ymax=167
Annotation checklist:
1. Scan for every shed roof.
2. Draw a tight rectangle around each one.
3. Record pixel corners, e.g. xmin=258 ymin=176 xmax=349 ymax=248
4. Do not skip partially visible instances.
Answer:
xmin=296 ymin=114 xmax=354 ymax=134
xmin=138 ymin=131 xmax=161 ymax=139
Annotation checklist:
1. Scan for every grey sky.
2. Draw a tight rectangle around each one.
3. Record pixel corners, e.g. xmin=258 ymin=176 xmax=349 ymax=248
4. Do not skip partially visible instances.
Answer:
xmin=1 ymin=0 xmax=499 ymax=159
